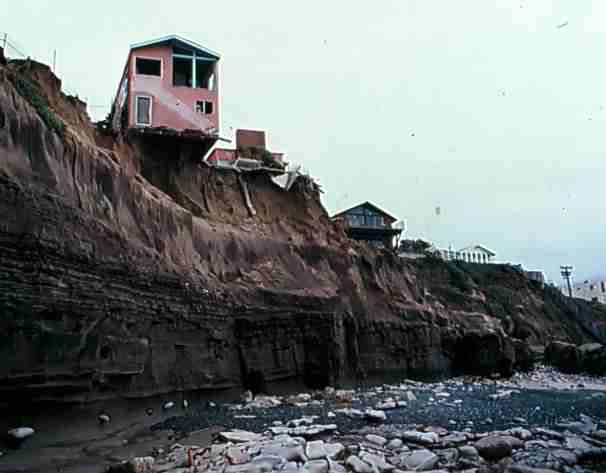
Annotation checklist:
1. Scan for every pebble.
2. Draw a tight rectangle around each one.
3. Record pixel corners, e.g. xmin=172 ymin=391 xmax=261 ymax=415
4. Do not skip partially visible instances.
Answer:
xmin=163 ymin=401 xmax=175 ymax=410
xmin=98 ymin=413 xmax=111 ymax=424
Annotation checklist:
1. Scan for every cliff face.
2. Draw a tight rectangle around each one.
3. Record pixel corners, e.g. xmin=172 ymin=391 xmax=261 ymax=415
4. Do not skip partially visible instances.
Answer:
xmin=1 ymin=56 xmax=605 ymax=404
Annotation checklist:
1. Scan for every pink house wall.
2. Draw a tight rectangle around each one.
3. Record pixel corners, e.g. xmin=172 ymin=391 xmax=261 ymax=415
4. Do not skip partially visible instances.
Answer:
xmin=206 ymin=148 xmax=237 ymax=164
xmin=127 ymin=44 xmax=219 ymax=133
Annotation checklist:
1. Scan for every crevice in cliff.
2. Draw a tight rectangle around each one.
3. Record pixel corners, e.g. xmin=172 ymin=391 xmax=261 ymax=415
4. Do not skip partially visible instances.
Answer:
xmin=238 ymin=174 xmax=256 ymax=217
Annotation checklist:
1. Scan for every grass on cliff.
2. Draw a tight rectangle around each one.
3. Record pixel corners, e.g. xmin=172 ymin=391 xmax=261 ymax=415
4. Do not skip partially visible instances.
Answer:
xmin=12 ymin=73 xmax=66 ymax=136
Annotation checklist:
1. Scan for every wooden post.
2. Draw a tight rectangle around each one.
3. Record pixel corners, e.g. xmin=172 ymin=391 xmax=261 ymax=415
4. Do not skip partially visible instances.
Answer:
xmin=2 ymin=33 xmax=7 ymax=51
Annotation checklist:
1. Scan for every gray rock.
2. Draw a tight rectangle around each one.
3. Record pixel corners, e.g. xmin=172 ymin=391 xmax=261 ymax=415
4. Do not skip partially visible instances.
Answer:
xmin=525 ymin=441 xmax=551 ymax=450
xmin=252 ymin=455 xmax=286 ymax=472
xmin=387 ymin=439 xmax=404 ymax=450
xmin=508 ymin=465 xmax=560 ymax=473
xmin=6 ymin=427 xmax=35 ymax=448
xmin=400 ymin=449 xmax=439 ymax=471
xmin=458 ymin=446 xmax=479 ymax=460
xmin=366 ymin=434 xmax=388 ymax=447
xmin=360 ymin=452 xmax=395 ymax=472
xmin=557 ymin=421 xmax=596 ymax=435
xmin=475 ymin=436 xmax=520 ymax=461
xmin=509 ymin=428 xmax=532 ymax=441
xmin=283 ymin=463 xmax=304 ymax=473
xmin=225 ymin=464 xmax=262 ymax=473
xmin=325 ymin=443 xmax=345 ymax=460
xmin=98 ymin=413 xmax=111 ymax=424
xmin=7 ymin=427 xmax=35 ymax=440
xmin=401 ymin=431 xmax=439 ymax=445
xmin=337 ymin=408 xmax=364 ymax=419
xmin=565 ymin=436 xmax=593 ymax=451
xmin=329 ymin=460 xmax=347 ymax=473
xmin=220 ymin=431 xmax=264 ymax=443
xmin=306 ymin=441 xmax=327 ymax=460
xmin=441 ymin=433 xmax=467 ymax=446
xmin=127 ymin=457 xmax=155 ymax=473
xmin=227 ymin=447 xmax=251 ymax=465
xmin=346 ymin=455 xmax=374 ymax=473
xmin=365 ymin=409 xmax=387 ymax=423
xmin=532 ymin=428 xmax=564 ymax=441
xmin=262 ymin=444 xmax=307 ymax=463
xmin=304 ymin=460 xmax=329 ymax=473
xmin=376 ymin=400 xmax=397 ymax=410
xmin=437 ymin=448 xmax=459 ymax=464
xmin=551 ymin=449 xmax=578 ymax=466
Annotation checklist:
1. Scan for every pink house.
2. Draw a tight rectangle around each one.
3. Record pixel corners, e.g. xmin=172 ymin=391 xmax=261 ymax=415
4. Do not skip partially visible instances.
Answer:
xmin=111 ymin=35 xmax=220 ymax=141
xmin=207 ymin=129 xmax=284 ymax=166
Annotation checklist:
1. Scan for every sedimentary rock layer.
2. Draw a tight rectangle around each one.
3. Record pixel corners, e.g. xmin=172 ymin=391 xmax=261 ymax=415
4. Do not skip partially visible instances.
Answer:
xmin=1 ymin=55 xmax=605 ymax=403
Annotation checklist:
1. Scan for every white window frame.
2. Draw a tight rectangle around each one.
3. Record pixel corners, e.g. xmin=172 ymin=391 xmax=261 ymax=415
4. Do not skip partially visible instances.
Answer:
xmin=134 ymin=56 xmax=163 ymax=78
xmin=135 ymin=94 xmax=153 ymax=127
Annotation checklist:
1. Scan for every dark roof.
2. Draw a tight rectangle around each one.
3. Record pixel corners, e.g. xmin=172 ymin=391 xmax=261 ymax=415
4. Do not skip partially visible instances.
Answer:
xmin=332 ymin=201 xmax=399 ymax=222
xmin=130 ymin=35 xmax=220 ymax=60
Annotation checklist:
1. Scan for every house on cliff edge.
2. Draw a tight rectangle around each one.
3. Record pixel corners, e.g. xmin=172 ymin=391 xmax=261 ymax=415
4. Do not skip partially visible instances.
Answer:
xmin=111 ymin=35 xmax=221 ymax=153
xmin=331 ymin=202 xmax=403 ymax=250
xmin=206 ymin=129 xmax=284 ymax=170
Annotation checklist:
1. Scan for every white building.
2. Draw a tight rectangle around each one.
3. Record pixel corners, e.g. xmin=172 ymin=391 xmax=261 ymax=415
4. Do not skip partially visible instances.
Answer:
xmin=439 ymin=244 xmax=496 ymax=264
xmin=563 ymin=279 xmax=606 ymax=304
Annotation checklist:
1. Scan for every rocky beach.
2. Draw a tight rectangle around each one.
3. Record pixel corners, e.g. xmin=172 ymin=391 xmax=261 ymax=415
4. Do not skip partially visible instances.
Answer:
xmin=3 ymin=38 xmax=606 ymax=473
xmin=3 ymin=367 xmax=606 ymax=472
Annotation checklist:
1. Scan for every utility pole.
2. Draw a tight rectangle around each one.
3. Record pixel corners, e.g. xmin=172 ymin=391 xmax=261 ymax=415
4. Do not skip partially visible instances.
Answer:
xmin=2 ymin=33 xmax=7 ymax=51
xmin=52 ymin=49 xmax=56 ymax=72
xmin=560 ymin=265 xmax=573 ymax=297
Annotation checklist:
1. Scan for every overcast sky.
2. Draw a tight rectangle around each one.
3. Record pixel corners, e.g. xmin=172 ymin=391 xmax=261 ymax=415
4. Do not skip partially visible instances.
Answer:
xmin=3 ymin=0 xmax=605 ymax=283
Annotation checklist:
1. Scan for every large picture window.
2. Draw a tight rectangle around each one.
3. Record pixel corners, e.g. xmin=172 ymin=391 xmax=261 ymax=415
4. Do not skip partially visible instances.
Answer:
xmin=172 ymin=46 xmax=216 ymax=89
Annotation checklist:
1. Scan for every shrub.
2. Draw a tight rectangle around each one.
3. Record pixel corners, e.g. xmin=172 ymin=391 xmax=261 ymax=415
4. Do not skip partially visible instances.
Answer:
xmin=13 ymin=74 xmax=65 ymax=136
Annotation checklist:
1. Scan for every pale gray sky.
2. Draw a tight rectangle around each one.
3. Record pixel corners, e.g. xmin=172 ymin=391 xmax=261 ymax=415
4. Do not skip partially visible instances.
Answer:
xmin=3 ymin=0 xmax=605 ymax=282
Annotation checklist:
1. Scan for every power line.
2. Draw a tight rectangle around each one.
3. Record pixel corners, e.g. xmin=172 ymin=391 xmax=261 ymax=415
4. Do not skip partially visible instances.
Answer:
xmin=560 ymin=265 xmax=573 ymax=298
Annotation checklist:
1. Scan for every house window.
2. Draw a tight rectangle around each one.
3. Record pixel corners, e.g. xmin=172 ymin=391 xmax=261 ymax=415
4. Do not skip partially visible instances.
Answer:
xmin=173 ymin=56 xmax=193 ymax=86
xmin=135 ymin=95 xmax=152 ymax=126
xmin=196 ymin=101 xmax=214 ymax=115
xmin=135 ymin=57 xmax=161 ymax=76
xmin=196 ymin=58 xmax=215 ymax=89
xmin=173 ymin=46 xmax=216 ymax=89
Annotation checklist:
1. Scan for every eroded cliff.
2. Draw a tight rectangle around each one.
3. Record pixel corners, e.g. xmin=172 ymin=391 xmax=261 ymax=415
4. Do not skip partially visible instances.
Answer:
xmin=1 ymin=54 xmax=605 ymax=405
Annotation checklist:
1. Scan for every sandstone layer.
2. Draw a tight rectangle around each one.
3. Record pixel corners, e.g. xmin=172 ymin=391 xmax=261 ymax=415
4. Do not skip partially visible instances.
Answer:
xmin=1 ymin=54 xmax=605 ymax=404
